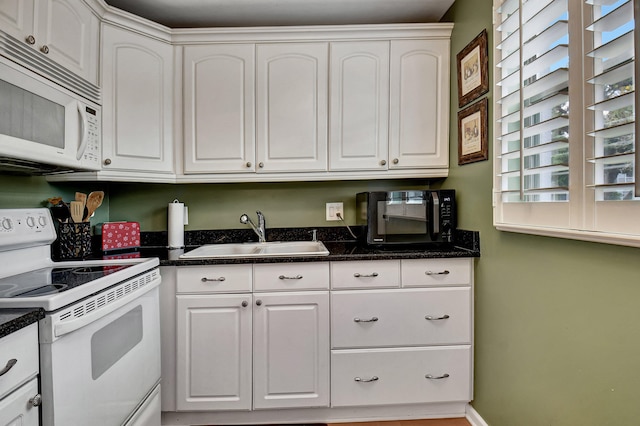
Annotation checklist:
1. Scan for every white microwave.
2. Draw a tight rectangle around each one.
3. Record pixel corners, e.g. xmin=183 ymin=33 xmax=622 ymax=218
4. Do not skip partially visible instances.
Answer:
xmin=0 ymin=56 xmax=101 ymax=174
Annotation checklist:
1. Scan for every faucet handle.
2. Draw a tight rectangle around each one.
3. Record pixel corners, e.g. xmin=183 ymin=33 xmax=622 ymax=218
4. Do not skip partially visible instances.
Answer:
xmin=310 ymin=229 xmax=318 ymax=241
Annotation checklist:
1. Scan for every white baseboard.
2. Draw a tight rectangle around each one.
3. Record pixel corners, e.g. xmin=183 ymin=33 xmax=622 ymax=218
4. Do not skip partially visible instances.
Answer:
xmin=466 ymin=404 xmax=489 ymax=426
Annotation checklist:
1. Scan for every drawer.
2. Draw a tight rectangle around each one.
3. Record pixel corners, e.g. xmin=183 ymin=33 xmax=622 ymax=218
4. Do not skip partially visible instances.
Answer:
xmin=331 ymin=346 xmax=472 ymax=407
xmin=401 ymin=258 xmax=472 ymax=287
xmin=177 ymin=264 xmax=252 ymax=293
xmin=254 ymin=262 xmax=330 ymax=291
xmin=0 ymin=323 xmax=39 ymax=400
xmin=331 ymin=288 xmax=471 ymax=348
xmin=331 ymin=260 xmax=400 ymax=289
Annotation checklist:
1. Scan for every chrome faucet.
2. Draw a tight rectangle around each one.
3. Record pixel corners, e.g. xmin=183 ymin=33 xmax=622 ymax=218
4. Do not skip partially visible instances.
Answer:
xmin=240 ymin=211 xmax=266 ymax=242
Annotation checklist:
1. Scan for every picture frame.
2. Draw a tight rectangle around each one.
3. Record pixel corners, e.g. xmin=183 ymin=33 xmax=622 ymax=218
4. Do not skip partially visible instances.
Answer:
xmin=457 ymin=29 xmax=489 ymax=107
xmin=458 ymin=98 xmax=488 ymax=165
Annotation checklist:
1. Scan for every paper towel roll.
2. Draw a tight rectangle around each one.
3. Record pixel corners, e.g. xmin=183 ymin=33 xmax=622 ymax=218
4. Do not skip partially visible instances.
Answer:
xmin=168 ymin=200 xmax=185 ymax=249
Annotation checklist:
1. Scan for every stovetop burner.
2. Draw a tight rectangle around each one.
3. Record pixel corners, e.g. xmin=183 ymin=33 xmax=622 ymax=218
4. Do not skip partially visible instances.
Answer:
xmin=0 ymin=264 xmax=135 ymax=299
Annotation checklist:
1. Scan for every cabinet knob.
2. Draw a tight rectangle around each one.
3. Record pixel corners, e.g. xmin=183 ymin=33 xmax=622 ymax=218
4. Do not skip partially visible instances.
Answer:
xmin=25 ymin=35 xmax=35 ymax=45
xmin=104 ymin=158 xmax=112 ymax=166
xmin=256 ymin=299 xmax=262 ymax=306
xmin=258 ymin=162 xmax=264 ymax=168
xmin=241 ymin=301 xmax=248 ymax=307
xmin=29 ymin=393 xmax=42 ymax=407
xmin=246 ymin=162 xmax=252 ymax=168
xmin=380 ymin=160 xmax=387 ymax=166
xmin=40 ymin=45 xmax=49 ymax=54
xmin=393 ymin=158 xmax=399 ymax=164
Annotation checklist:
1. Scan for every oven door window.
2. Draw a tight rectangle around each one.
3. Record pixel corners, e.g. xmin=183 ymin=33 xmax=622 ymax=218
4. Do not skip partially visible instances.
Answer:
xmin=91 ymin=304 xmax=143 ymax=380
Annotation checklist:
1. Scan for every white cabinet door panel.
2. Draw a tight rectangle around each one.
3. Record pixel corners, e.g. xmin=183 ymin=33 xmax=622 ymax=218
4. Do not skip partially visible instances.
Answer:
xmin=253 ymin=292 xmax=330 ymax=409
xmin=183 ymin=44 xmax=255 ymax=173
xmin=0 ymin=1 xmax=35 ymax=42
xmin=101 ymin=24 xmax=174 ymax=173
xmin=329 ymin=41 xmax=389 ymax=171
xmin=176 ymin=294 xmax=252 ymax=411
xmin=256 ymin=43 xmax=328 ymax=172
xmin=389 ymin=39 xmax=450 ymax=169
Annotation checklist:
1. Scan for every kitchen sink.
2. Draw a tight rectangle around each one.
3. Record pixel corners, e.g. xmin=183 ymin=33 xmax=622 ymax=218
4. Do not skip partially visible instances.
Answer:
xmin=179 ymin=241 xmax=329 ymax=259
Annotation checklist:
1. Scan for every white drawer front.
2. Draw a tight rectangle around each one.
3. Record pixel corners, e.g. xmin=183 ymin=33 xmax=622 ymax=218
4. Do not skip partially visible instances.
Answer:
xmin=254 ymin=262 xmax=330 ymax=291
xmin=0 ymin=323 xmax=39 ymax=400
xmin=331 ymin=288 xmax=471 ymax=348
xmin=177 ymin=264 xmax=253 ymax=293
xmin=401 ymin=258 xmax=472 ymax=287
xmin=331 ymin=346 xmax=472 ymax=407
xmin=331 ymin=260 xmax=400 ymax=289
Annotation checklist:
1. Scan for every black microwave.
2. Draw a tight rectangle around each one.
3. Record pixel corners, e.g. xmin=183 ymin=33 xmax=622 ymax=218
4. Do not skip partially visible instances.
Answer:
xmin=356 ymin=190 xmax=456 ymax=246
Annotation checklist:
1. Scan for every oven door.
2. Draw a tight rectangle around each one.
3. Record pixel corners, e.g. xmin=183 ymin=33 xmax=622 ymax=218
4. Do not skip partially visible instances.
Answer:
xmin=39 ymin=285 xmax=160 ymax=426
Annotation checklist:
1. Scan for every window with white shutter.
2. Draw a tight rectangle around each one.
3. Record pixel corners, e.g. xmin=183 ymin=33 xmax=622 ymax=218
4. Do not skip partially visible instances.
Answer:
xmin=493 ymin=0 xmax=640 ymax=247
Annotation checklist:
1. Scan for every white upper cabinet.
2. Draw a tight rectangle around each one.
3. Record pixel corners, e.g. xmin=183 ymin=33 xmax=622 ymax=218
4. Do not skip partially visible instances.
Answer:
xmin=183 ymin=44 xmax=256 ymax=174
xmin=0 ymin=0 xmax=99 ymax=83
xmin=389 ymin=39 xmax=450 ymax=169
xmin=329 ymin=41 xmax=390 ymax=171
xmin=256 ymin=43 xmax=329 ymax=173
xmin=101 ymin=24 xmax=174 ymax=173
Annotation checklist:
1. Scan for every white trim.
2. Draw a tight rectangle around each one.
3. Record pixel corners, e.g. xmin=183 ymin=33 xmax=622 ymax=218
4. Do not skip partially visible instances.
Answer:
xmin=495 ymin=222 xmax=640 ymax=248
xmin=466 ymin=404 xmax=490 ymax=426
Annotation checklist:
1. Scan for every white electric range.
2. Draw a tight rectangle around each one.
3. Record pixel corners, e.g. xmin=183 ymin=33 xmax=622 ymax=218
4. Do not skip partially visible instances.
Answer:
xmin=0 ymin=208 xmax=161 ymax=426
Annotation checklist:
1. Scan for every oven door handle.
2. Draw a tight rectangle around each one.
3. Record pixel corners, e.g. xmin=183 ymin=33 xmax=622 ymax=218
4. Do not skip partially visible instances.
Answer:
xmin=54 ymin=277 xmax=161 ymax=338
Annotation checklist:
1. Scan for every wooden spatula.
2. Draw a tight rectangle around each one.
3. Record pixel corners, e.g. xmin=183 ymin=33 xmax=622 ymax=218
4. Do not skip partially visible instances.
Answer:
xmin=70 ymin=201 xmax=84 ymax=224
xmin=85 ymin=191 xmax=104 ymax=221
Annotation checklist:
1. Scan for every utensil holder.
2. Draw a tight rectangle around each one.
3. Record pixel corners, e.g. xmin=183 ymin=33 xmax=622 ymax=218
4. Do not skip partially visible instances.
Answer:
xmin=55 ymin=222 xmax=92 ymax=260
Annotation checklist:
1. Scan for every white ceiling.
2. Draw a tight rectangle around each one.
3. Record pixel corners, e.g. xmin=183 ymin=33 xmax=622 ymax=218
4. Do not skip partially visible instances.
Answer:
xmin=104 ymin=0 xmax=455 ymax=28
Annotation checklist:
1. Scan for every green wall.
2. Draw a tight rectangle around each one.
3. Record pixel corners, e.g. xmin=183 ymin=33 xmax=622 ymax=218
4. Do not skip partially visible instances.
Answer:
xmin=1 ymin=5 xmax=640 ymax=425
xmin=442 ymin=1 xmax=640 ymax=425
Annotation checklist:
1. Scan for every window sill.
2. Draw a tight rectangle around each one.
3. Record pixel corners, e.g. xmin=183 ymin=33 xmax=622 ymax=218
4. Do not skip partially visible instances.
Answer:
xmin=494 ymin=222 xmax=640 ymax=248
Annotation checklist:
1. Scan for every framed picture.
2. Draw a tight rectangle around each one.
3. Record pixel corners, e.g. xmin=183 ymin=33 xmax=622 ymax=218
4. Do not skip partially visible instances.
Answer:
xmin=457 ymin=29 xmax=489 ymax=107
xmin=458 ymin=98 xmax=488 ymax=165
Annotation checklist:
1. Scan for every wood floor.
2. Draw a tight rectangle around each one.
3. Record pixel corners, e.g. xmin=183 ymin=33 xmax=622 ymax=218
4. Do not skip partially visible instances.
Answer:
xmin=329 ymin=419 xmax=472 ymax=426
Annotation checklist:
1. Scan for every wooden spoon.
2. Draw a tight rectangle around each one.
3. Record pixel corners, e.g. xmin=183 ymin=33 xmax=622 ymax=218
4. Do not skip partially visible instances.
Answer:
xmin=85 ymin=191 xmax=104 ymax=221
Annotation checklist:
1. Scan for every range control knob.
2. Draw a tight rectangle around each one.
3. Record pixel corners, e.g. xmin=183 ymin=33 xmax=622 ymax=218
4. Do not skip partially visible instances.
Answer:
xmin=1 ymin=218 xmax=12 ymax=231
xmin=26 ymin=216 xmax=35 ymax=228
xmin=38 ymin=216 xmax=47 ymax=227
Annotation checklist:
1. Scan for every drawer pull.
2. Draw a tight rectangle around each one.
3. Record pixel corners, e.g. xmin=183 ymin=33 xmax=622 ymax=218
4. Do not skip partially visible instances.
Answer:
xmin=278 ymin=275 xmax=303 ymax=280
xmin=354 ymin=376 xmax=379 ymax=382
xmin=354 ymin=317 xmax=378 ymax=323
xmin=425 ymin=373 xmax=450 ymax=380
xmin=29 ymin=393 xmax=42 ymax=407
xmin=0 ymin=358 xmax=17 ymax=377
xmin=425 ymin=270 xmax=450 ymax=276
xmin=425 ymin=314 xmax=450 ymax=321
xmin=353 ymin=272 xmax=379 ymax=278
xmin=201 ymin=277 xmax=226 ymax=282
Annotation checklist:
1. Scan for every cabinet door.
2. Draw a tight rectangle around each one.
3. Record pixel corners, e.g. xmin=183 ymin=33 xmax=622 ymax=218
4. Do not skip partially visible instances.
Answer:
xmin=183 ymin=44 xmax=256 ymax=173
xmin=389 ymin=39 xmax=450 ymax=169
xmin=0 ymin=378 xmax=39 ymax=426
xmin=176 ymin=294 xmax=252 ymax=411
xmin=0 ymin=0 xmax=35 ymax=42
xmin=256 ymin=43 xmax=328 ymax=172
xmin=253 ymin=291 xmax=330 ymax=409
xmin=37 ymin=0 xmax=99 ymax=83
xmin=101 ymin=24 xmax=174 ymax=173
xmin=329 ymin=41 xmax=389 ymax=171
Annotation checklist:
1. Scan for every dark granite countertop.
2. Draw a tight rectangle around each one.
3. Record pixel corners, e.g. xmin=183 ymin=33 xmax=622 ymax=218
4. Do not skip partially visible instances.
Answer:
xmin=129 ymin=227 xmax=480 ymax=266
xmin=0 ymin=309 xmax=44 ymax=339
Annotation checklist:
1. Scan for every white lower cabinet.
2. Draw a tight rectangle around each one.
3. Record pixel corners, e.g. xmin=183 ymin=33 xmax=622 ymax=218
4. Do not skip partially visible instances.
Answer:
xmin=171 ymin=257 xmax=473 ymax=419
xmin=0 ymin=324 xmax=40 ymax=426
xmin=175 ymin=264 xmax=330 ymax=412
